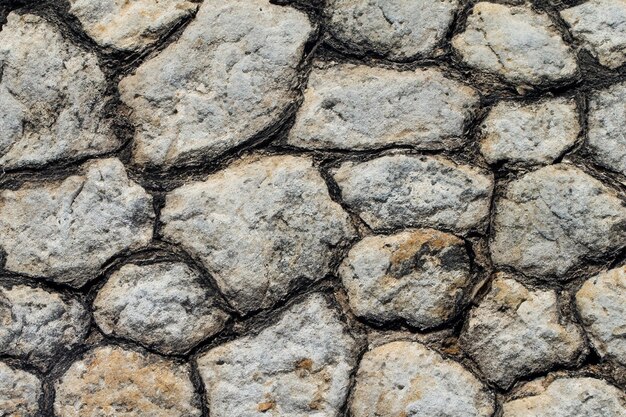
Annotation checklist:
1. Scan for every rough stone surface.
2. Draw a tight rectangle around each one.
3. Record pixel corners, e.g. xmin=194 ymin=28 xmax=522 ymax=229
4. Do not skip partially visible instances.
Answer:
xmin=54 ymin=345 xmax=201 ymax=417
xmin=94 ymin=262 xmax=230 ymax=355
xmin=0 ymin=285 xmax=90 ymax=370
xmin=576 ymin=266 xmax=626 ymax=366
xmin=196 ymin=294 xmax=358 ymax=417
xmin=452 ymin=2 xmax=578 ymax=85
xmin=118 ymin=0 xmax=314 ymax=169
xmin=479 ymin=98 xmax=580 ymax=166
xmin=69 ymin=0 xmax=197 ymax=51
xmin=161 ymin=155 xmax=355 ymax=313
xmin=339 ymin=228 xmax=472 ymax=329
xmin=491 ymin=164 xmax=626 ymax=278
xmin=0 ymin=362 xmax=41 ymax=417
xmin=561 ymin=0 xmax=626 ymax=69
xmin=0 ymin=158 xmax=154 ymax=287
xmin=461 ymin=275 xmax=586 ymax=389
xmin=0 ymin=13 xmax=117 ymax=170
xmin=351 ymin=341 xmax=495 ymax=417
xmin=332 ymin=154 xmax=493 ymax=233
xmin=287 ymin=65 xmax=479 ymax=151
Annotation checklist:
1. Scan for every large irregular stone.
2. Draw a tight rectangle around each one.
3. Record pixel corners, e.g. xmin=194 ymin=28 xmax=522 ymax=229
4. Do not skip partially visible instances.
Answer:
xmin=561 ymin=0 xmax=626 ymax=69
xmin=0 ymin=13 xmax=117 ymax=170
xmin=196 ymin=294 xmax=358 ymax=417
xmin=331 ymin=154 xmax=493 ymax=233
xmin=94 ymin=262 xmax=230 ymax=355
xmin=461 ymin=275 xmax=586 ymax=389
xmin=0 ymin=158 xmax=154 ymax=287
xmin=576 ymin=266 xmax=626 ymax=366
xmin=491 ymin=164 xmax=626 ymax=278
xmin=350 ymin=341 xmax=495 ymax=417
xmin=119 ymin=0 xmax=314 ymax=168
xmin=54 ymin=345 xmax=201 ymax=417
xmin=287 ymin=65 xmax=479 ymax=151
xmin=161 ymin=155 xmax=355 ymax=313
xmin=0 ymin=362 xmax=41 ymax=417
xmin=339 ymin=228 xmax=472 ymax=329
xmin=0 ymin=285 xmax=90 ymax=370
xmin=479 ymin=98 xmax=580 ymax=166
xmin=325 ymin=0 xmax=459 ymax=60
xmin=69 ymin=0 xmax=197 ymax=51
xmin=452 ymin=2 xmax=578 ymax=85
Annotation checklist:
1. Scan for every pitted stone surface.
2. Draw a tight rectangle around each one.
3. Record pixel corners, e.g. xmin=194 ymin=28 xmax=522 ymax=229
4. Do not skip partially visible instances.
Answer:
xmin=161 ymin=155 xmax=355 ymax=313
xmin=325 ymin=0 xmax=459 ymax=60
xmin=0 ymin=285 xmax=90 ymax=370
xmin=350 ymin=341 xmax=495 ymax=417
xmin=0 ymin=13 xmax=117 ymax=170
xmin=452 ymin=2 xmax=578 ymax=85
xmin=0 ymin=158 xmax=154 ymax=287
xmin=94 ymin=262 xmax=230 ymax=355
xmin=491 ymin=164 xmax=626 ymax=278
xmin=479 ymin=98 xmax=580 ymax=166
xmin=54 ymin=345 xmax=201 ymax=417
xmin=196 ymin=294 xmax=358 ymax=417
xmin=119 ymin=0 xmax=314 ymax=169
xmin=460 ymin=275 xmax=586 ymax=389
xmin=332 ymin=154 xmax=493 ymax=233
xmin=0 ymin=362 xmax=41 ymax=417
xmin=287 ymin=65 xmax=479 ymax=151
xmin=339 ymin=228 xmax=472 ymax=329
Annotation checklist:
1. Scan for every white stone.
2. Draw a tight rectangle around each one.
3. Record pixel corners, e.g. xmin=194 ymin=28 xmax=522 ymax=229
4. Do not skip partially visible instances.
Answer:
xmin=0 ymin=362 xmax=41 ymax=417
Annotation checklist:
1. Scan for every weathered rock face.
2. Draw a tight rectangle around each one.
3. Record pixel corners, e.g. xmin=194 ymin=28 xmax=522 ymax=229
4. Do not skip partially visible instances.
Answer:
xmin=94 ymin=262 xmax=230 ymax=355
xmin=461 ymin=275 xmax=586 ymax=389
xmin=0 ymin=362 xmax=41 ymax=417
xmin=452 ymin=2 xmax=578 ymax=85
xmin=332 ymin=154 xmax=493 ymax=233
xmin=288 ymin=65 xmax=479 ymax=151
xmin=339 ymin=229 xmax=473 ymax=329
xmin=491 ymin=164 xmax=626 ymax=279
xmin=0 ymin=158 xmax=154 ymax=287
xmin=479 ymin=98 xmax=580 ymax=166
xmin=119 ymin=0 xmax=314 ymax=169
xmin=54 ymin=346 xmax=201 ymax=417
xmin=69 ymin=0 xmax=197 ymax=51
xmin=196 ymin=294 xmax=359 ymax=417
xmin=161 ymin=155 xmax=355 ymax=313
xmin=0 ymin=13 xmax=117 ymax=170
xmin=350 ymin=341 xmax=495 ymax=417
xmin=576 ymin=266 xmax=626 ymax=366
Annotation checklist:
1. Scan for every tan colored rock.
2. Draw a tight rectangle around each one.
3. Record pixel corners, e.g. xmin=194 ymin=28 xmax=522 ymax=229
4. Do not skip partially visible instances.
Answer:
xmin=0 ymin=362 xmax=41 ymax=417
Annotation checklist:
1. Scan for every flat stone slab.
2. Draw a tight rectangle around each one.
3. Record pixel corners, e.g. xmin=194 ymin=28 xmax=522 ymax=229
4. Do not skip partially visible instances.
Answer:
xmin=0 ymin=362 xmax=41 ymax=417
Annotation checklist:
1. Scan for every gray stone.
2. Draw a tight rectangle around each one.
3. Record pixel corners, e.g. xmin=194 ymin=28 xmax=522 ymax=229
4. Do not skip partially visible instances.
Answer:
xmin=287 ymin=65 xmax=479 ymax=151
xmin=118 ymin=0 xmax=314 ymax=169
xmin=94 ymin=262 xmax=230 ymax=355
xmin=0 ymin=158 xmax=154 ymax=287
xmin=0 ymin=13 xmax=117 ymax=170
xmin=0 ymin=362 xmax=41 ymax=417
xmin=196 ymin=294 xmax=359 ymax=417
xmin=331 ymin=154 xmax=493 ymax=233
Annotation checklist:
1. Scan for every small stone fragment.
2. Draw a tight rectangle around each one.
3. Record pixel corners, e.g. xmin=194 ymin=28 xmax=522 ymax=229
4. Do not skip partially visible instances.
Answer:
xmin=479 ymin=98 xmax=580 ymax=166
xmin=491 ymin=164 xmax=626 ymax=278
xmin=54 ymin=345 xmax=201 ymax=417
xmin=561 ymin=0 xmax=626 ymax=69
xmin=0 ymin=13 xmax=117 ymax=169
xmin=461 ymin=275 xmax=586 ymax=389
xmin=119 ymin=0 xmax=314 ymax=168
xmin=287 ymin=65 xmax=479 ymax=151
xmin=0 ymin=285 xmax=90 ymax=370
xmin=452 ymin=2 xmax=578 ymax=85
xmin=351 ymin=341 xmax=495 ymax=417
xmin=339 ymin=229 xmax=472 ymax=329
xmin=0 ymin=158 xmax=154 ymax=287
xmin=576 ymin=266 xmax=626 ymax=366
xmin=196 ymin=294 xmax=359 ymax=417
xmin=326 ymin=0 xmax=459 ymax=60
xmin=94 ymin=262 xmax=229 ymax=355
xmin=161 ymin=155 xmax=355 ymax=313
xmin=0 ymin=362 xmax=41 ymax=417
xmin=69 ymin=0 xmax=197 ymax=51
xmin=331 ymin=154 xmax=493 ymax=233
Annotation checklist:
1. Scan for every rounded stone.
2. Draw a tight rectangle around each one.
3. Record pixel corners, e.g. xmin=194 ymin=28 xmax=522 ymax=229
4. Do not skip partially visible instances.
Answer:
xmin=0 ymin=362 xmax=41 ymax=417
